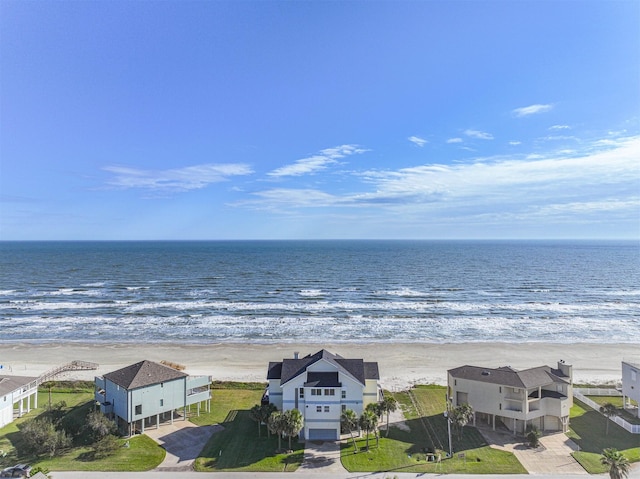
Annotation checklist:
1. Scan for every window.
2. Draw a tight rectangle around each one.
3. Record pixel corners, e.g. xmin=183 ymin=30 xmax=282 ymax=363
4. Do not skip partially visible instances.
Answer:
xmin=311 ymin=388 xmax=322 ymax=396
xmin=160 ymin=399 xmax=164 ymax=407
xmin=341 ymin=390 xmax=346 ymax=399
xmin=499 ymin=403 xmax=502 ymax=410
xmin=135 ymin=404 xmax=142 ymax=415
xmin=324 ymin=389 xmax=335 ymax=396
xmin=316 ymin=406 xmax=322 ymax=412
xmin=342 ymin=404 xmax=346 ymax=412
xmin=454 ymin=380 xmax=457 ymax=386
xmin=161 ymin=382 xmax=164 ymax=388
xmin=299 ymin=388 xmax=304 ymax=398
xmin=632 ymin=370 xmax=637 ymax=382
xmin=324 ymin=406 xmax=330 ymax=412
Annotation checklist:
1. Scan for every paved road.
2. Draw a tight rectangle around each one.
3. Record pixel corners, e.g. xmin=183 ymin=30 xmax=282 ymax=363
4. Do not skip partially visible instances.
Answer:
xmin=50 ymin=462 xmax=640 ymax=479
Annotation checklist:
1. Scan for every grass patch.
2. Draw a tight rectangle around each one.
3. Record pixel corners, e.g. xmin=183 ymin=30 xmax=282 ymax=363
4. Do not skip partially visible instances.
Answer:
xmin=35 ymin=435 xmax=164 ymax=471
xmin=210 ymin=381 xmax=266 ymax=390
xmin=194 ymin=388 xmax=303 ymax=472
xmin=586 ymin=396 xmax=640 ymax=425
xmin=0 ymin=383 xmax=165 ymax=472
xmin=341 ymin=386 xmax=526 ymax=474
xmin=568 ymin=399 xmax=640 ymax=474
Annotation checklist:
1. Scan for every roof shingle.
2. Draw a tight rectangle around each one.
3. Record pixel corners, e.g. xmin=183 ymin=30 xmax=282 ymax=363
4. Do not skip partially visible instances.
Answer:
xmin=448 ymin=364 xmax=569 ymax=388
xmin=103 ymin=360 xmax=187 ymax=389
xmin=267 ymin=349 xmax=379 ymax=386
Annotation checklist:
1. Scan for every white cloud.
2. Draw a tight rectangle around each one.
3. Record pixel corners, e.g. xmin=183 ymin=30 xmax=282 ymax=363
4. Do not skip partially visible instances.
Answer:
xmin=447 ymin=138 xmax=463 ymax=144
xmin=408 ymin=136 xmax=428 ymax=147
xmin=104 ymin=163 xmax=253 ymax=191
xmin=512 ymin=104 xmax=554 ymax=117
xmin=464 ymin=129 xmax=494 ymax=140
xmin=540 ymin=135 xmax=578 ymax=141
xmin=268 ymin=144 xmax=367 ymax=178
xmin=550 ymin=124 xmax=571 ymax=130
xmin=242 ymin=136 xmax=640 ymax=226
xmin=354 ymin=136 xmax=639 ymax=205
xmin=509 ymin=141 xmax=521 ymax=146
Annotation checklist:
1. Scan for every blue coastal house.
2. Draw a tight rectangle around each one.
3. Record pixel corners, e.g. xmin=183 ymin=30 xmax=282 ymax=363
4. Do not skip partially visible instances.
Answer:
xmin=95 ymin=360 xmax=211 ymax=436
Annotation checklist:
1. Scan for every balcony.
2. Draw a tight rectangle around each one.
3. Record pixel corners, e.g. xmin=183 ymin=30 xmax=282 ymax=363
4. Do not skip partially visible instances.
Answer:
xmin=185 ymin=375 xmax=211 ymax=405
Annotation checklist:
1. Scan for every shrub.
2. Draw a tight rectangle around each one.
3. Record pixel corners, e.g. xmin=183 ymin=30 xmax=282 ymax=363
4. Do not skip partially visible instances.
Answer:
xmin=92 ymin=434 xmax=120 ymax=459
xmin=85 ymin=410 xmax=117 ymax=441
xmin=20 ymin=417 xmax=71 ymax=456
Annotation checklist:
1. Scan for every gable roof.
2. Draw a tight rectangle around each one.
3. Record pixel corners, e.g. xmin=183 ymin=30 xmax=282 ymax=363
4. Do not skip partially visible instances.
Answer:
xmin=267 ymin=349 xmax=379 ymax=386
xmin=0 ymin=375 xmax=37 ymax=397
xmin=103 ymin=360 xmax=187 ymax=390
xmin=448 ymin=364 xmax=569 ymax=389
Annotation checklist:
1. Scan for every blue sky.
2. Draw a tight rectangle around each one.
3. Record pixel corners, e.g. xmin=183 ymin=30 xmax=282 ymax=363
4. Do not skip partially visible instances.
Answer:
xmin=1 ymin=0 xmax=639 ymax=240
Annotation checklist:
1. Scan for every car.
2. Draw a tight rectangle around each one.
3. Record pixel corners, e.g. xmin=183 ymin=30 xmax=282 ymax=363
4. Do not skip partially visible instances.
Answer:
xmin=0 ymin=464 xmax=31 ymax=478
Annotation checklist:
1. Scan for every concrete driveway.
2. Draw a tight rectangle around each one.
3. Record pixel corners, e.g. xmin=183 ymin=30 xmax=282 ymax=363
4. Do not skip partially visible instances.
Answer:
xmin=294 ymin=440 xmax=347 ymax=474
xmin=144 ymin=421 xmax=222 ymax=471
xmin=480 ymin=429 xmax=587 ymax=475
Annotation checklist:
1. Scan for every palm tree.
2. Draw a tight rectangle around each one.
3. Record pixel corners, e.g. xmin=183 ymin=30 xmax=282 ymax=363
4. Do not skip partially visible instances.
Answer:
xmin=41 ymin=381 xmax=55 ymax=409
xmin=268 ymin=411 xmax=285 ymax=450
xmin=600 ymin=448 xmax=630 ymax=479
xmin=341 ymin=409 xmax=359 ymax=452
xmin=260 ymin=403 xmax=277 ymax=437
xmin=282 ymin=409 xmax=304 ymax=450
xmin=359 ymin=409 xmax=378 ymax=451
xmin=600 ymin=403 xmax=617 ymax=436
xmin=450 ymin=403 xmax=473 ymax=440
xmin=250 ymin=405 xmax=263 ymax=437
xmin=366 ymin=401 xmax=383 ymax=418
xmin=380 ymin=395 xmax=398 ymax=437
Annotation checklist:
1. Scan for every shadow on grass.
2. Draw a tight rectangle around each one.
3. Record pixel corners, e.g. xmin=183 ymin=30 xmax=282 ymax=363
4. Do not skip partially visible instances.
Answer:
xmin=195 ymin=409 xmax=304 ymax=472
xmin=570 ymin=401 xmax=640 ymax=453
xmin=341 ymin=402 xmax=523 ymax=476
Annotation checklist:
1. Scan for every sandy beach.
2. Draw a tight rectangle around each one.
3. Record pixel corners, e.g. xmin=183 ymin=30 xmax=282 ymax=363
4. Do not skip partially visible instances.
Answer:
xmin=0 ymin=342 xmax=637 ymax=390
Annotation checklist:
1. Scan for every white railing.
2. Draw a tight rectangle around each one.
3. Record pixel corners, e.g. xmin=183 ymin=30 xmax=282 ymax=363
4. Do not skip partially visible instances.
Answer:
xmin=574 ymin=388 xmax=620 ymax=396
xmin=574 ymin=391 xmax=640 ymax=434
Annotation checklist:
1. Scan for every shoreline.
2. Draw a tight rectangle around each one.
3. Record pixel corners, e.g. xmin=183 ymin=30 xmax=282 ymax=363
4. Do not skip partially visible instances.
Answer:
xmin=1 ymin=341 xmax=636 ymax=390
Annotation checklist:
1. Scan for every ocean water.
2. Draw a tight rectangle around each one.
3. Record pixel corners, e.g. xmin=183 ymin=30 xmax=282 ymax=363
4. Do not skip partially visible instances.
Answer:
xmin=0 ymin=240 xmax=638 ymax=344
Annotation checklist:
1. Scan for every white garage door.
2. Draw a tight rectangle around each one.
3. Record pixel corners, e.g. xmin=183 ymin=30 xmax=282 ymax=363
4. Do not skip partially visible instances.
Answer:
xmin=307 ymin=428 xmax=337 ymax=440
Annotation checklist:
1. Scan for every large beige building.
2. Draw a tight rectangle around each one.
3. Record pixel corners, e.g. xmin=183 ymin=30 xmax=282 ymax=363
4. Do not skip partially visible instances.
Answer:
xmin=447 ymin=360 xmax=573 ymax=434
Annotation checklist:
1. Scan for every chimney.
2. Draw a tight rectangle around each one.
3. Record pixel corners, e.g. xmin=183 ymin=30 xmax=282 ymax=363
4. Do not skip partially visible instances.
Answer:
xmin=557 ymin=360 xmax=573 ymax=381
xmin=294 ymin=352 xmax=299 ymax=360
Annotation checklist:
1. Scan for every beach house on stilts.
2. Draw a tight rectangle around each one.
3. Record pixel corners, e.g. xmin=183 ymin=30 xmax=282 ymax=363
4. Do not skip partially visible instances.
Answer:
xmin=95 ymin=360 xmax=211 ymax=436
xmin=447 ymin=360 xmax=573 ymax=434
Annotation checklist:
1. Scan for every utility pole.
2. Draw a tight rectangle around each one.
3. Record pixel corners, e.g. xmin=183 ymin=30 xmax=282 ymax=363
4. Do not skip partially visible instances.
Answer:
xmin=443 ymin=410 xmax=453 ymax=457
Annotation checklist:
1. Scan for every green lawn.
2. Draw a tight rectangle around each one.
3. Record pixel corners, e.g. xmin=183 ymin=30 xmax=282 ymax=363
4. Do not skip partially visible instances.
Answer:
xmin=568 ymin=399 xmax=640 ymax=474
xmin=0 ymin=385 xmax=165 ymax=472
xmin=194 ymin=388 xmax=304 ymax=472
xmin=341 ymin=385 xmax=526 ymax=474
xmin=34 ymin=435 xmax=164 ymax=471
xmin=586 ymin=396 xmax=640 ymax=425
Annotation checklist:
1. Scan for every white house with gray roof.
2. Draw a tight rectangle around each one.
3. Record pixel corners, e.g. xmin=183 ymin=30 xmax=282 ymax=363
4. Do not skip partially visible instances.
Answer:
xmin=95 ymin=360 xmax=211 ymax=436
xmin=447 ymin=360 xmax=573 ymax=435
xmin=0 ymin=375 xmax=38 ymax=428
xmin=267 ymin=349 xmax=381 ymax=441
